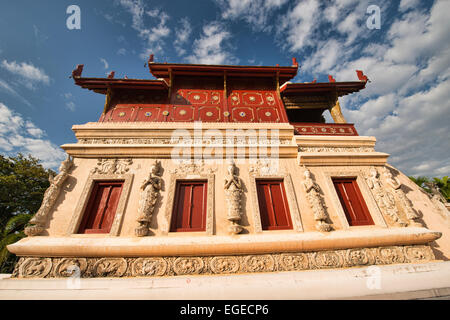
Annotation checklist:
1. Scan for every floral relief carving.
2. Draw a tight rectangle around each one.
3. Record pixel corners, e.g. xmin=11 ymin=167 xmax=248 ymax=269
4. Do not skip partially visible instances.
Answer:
xmin=12 ymin=245 xmax=435 ymax=278
xmin=311 ymin=251 xmax=343 ymax=269
xmin=249 ymin=159 xmax=282 ymax=176
xmin=131 ymin=258 xmax=167 ymax=277
xmin=298 ymin=147 xmax=374 ymax=153
xmin=19 ymin=258 xmax=52 ymax=278
xmin=169 ymin=159 xmax=216 ymax=175
xmin=93 ymin=258 xmax=128 ymax=277
xmin=366 ymin=167 xmax=408 ymax=227
xmin=302 ymin=167 xmax=332 ymax=232
xmin=210 ymin=256 xmax=240 ymax=274
xmin=224 ymin=162 xmax=244 ymax=234
xmin=135 ymin=160 xmax=163 ymax=237
xmin=173 ymin=257 xmax=204 ymax=275
xmin=25 ymin=156 xmax=74 ymax=237
xmin=381 ymin=167 xmax=422 ymax=227
xmin=375 ymin=247 xmax=405 ymax=265
xmin=245 ymin=255 xmax=275 ymax=273
xmin=54 ymin=258 xmax=87 ymax=277
xmin=279 ymin=253 xmax=309 ymax=271
xmin=91 ymin=158 xmax=133 ymax=175
xmin=404 ymin=245 xmax=434 ymax=262
xmin=345 ymin=249 xmax=374 ymax=266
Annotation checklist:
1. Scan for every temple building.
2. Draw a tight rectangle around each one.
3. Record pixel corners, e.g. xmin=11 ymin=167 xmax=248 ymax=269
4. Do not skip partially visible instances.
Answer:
xmin=5 ymin=57 xmax=450 ymax=295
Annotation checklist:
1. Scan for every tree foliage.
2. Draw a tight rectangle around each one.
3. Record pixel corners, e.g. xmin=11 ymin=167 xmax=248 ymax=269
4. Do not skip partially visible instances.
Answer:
xmin=0 ymin=153 xmax=55 ymax=272
xmin=409 ymin=175 xmax=450 ymax=201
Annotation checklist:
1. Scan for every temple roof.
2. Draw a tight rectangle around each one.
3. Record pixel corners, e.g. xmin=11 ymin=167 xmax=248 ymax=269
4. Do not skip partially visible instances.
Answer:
xmin=148 ymin=61 xmax=299 ymax=83
xmin=73 ymin=77 xmax=168 ymax=94
xmin=280 ymin=81 xmax=367 ymax=97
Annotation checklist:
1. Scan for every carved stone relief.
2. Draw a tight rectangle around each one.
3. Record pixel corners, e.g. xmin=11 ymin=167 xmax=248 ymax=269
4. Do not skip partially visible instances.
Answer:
xmin=53 ymin=258 xmax=88 ymax=277
xmin=135 ymin=160 xmax=163 ymax=237
xmin=298 ymin=147 xmax=374 ymax=153
xmin=381 ymin=167 xmax=422 ymax=227
xmin=302 ymin=167 xmax=332 ymax=232
xmin=224 ymin=162 xmax=244 ymax=234
xmin=25 ymin=156 xmax=74 ymax=236
xmin=12 ymin=244 xmax=435 ymax=278
xmin=78 ymin=137 xmax=293 ymax=146
xmin=365 ymin=167 xmax=408 ymax=227
xmin=91 ymin=158 xmax=133 ymax=175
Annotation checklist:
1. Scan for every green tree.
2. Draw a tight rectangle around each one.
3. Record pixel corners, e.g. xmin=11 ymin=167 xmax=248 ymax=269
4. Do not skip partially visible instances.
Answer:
xmin=0 ymin=153 xmax=54 ymax=272
xmin=432 ymin=176 xmax=449 ymax=201
xmin=409 ymin=175 xmax=449 ymax=201
xmin=408 ymin=176 xmax=431 ymax=193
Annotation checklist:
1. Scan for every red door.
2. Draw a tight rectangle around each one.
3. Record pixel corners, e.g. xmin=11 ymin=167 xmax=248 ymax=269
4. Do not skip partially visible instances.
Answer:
xmin=256 ymin=179 xmax=293 ymax=230
xmin=170 ymin=180 xmax=208 ymax=232
xmin=78 ymin=181 xmax=124 ymax=234
xmin=333 ymin=178 xmax=374 ymax=226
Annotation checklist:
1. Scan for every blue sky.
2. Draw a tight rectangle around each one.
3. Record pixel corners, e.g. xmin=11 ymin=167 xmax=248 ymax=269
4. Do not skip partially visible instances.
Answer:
xmin=0 ymin=0 xmax=448 ymax=177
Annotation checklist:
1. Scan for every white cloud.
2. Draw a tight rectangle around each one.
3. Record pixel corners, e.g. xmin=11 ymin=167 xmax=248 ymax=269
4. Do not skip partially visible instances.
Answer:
xmin=0 ymin=78 xmax=32 ymax=106
xmin=186 ymin=22 xmax=237 ymax=65
xmin=326 ymin=1 xmax=450 ymax=177
xmin=174 ymin=18 xmax=192 ymax=56
xmin=65 ymin=102 xmax=76 ymax=112
xmin=117 ymin=48 xmax=127 ymax=55
xmin=118 ymin=0 xmax=171 ymax=57
xmin=278 ymin=0 xmax=320 ymax=52
xmin=0 ymin=102 xmax=66 ymax=168
xmin=62 ymin=92 xmax=76 ymax=112
xmin=399 ymin=0 xmax=420 ymax=12
xmin=100 ymin=58 xmax=109 ymax=69
xmin=217 ymin=0 xmax=288 ymax=31
xmin=1 ymin=60 xmax=50 ymax=85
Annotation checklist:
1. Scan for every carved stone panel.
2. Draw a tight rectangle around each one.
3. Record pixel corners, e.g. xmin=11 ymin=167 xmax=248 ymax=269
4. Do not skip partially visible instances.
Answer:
xmin=12 ymin=244 xmax=435 ymax=278
xmin=131 ymin=258 xmax=167 ymax=277
xmin=93 ymin=258 xmax=128 ymax=277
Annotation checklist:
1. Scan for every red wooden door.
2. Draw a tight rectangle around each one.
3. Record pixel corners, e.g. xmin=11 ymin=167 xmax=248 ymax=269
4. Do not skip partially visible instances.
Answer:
xmin=256 ymin=179 xmax=293 ymax=230
xmin=78 ymin=181 xmax=124 ymax=234
xmin=170 ymin=180 xmax=208 ymax=232
xmin=333 ymin=178 xmax=374 ymax=226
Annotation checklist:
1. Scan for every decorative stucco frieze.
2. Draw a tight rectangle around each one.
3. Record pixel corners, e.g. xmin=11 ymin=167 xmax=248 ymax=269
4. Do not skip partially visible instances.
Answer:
xmin=78 ymin=137 xmax=293 ymax=146
xmin=11 ymin=244 xmax=435 ymax=278
xmin=91 ymin=158 xmax=133 ymax=175
xmin=298 ymin=146 xmax=375 ymax=153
